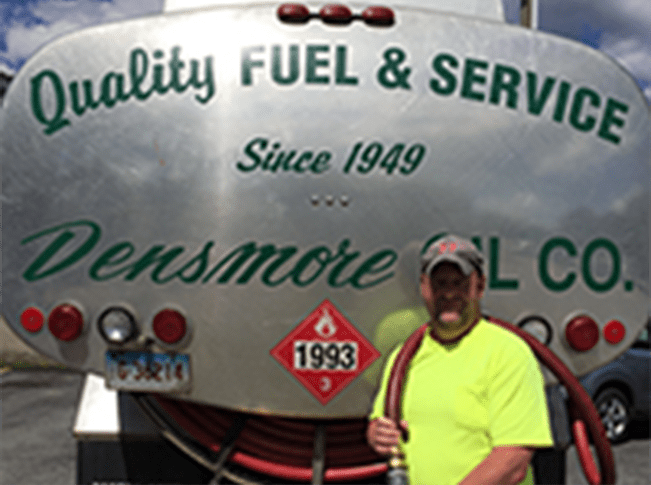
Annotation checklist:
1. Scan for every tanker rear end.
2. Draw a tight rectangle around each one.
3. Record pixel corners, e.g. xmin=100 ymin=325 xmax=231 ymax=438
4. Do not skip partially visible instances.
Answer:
xmin=2 ymin=1 xmax=649 ymax=483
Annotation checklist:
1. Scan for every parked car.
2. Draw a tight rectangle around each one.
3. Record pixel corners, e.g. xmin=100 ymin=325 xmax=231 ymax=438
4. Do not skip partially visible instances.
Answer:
xmin=580 ymin=322 xmax=650 ymax=443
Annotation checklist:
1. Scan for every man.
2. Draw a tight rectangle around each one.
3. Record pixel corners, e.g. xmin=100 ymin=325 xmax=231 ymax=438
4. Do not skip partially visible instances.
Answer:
xmin=367 ymin=235 xmax=553 ymax=485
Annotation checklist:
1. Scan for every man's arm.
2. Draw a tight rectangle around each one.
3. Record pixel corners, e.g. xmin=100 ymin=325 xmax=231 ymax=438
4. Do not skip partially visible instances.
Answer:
xmin=458 ymin=446 xmax=534 ymax=485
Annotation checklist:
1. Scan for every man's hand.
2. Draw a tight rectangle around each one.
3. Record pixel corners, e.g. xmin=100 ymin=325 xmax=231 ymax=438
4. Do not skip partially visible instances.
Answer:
xmin=366 ymin=417 xmax=408 ymax=456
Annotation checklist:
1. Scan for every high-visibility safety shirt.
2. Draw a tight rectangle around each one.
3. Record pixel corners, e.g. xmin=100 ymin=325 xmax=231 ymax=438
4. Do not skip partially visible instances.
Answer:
xmin=370 ymin=318 xmax=554 ymax=485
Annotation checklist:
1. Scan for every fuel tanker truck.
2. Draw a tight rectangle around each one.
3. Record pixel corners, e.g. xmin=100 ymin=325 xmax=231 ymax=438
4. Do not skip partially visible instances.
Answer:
xmin=2 ymin=1 xmax=650 ymax=483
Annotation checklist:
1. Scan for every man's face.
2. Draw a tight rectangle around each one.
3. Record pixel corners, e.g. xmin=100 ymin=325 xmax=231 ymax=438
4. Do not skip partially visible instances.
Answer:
xmin=420 ymin=262 xmax=485 ymax=329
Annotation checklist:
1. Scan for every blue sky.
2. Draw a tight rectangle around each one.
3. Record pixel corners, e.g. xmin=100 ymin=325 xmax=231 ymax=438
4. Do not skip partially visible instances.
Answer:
xmin=1 ymin=0 xmax=650 ymax=104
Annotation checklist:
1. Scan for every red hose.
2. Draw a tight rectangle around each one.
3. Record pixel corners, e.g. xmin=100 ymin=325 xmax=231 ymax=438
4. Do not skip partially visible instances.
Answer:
xmin=573 ymin=420 xmax=601 ymax=485
xmin=381 ymin=317 xmax=614 ymax=485
xmin=151 ymin=316 xmax=614 ymax=484
xmin=152 ymin=396 xmax=388 ymax=482
xmin=487 ymin=316 xmax=615 ymax=485
xmin=384 ymin=323 xmax=428 ymax=439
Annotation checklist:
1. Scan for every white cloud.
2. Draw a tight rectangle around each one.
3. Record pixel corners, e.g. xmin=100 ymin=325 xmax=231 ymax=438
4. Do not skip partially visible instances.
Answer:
xmin=6 ymin=20 xmax=81 ymax=63
xmin=539 ymin=1 xmax=651 ymax=101
xmin=2 ymin=0 xmax=162 ymax=69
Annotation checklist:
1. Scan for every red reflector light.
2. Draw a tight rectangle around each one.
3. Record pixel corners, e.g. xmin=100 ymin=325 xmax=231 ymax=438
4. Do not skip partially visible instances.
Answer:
xmin=48 ymin=304 xmax=84 ymax=341
xmin=361 ymin=6 xmax=395 ymax=26
xmin=277 ymin=3 xmax=310 ymax=23
xmin=320 ymin=4 xmax=353 ymax=24
xmin=21 ymin=307 xmax=44 ymax=333
xmin=603 ymin=320 xmax=626 ymax=344
xmin=153 ymin=309 xmax=187 ymax=344
xmin=565 ymin=315 xmax=599 ymax=352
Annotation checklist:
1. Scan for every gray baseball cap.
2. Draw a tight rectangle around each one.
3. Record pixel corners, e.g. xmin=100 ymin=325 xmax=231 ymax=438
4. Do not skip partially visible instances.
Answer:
xmin=421 ymin=235 xmax=484 ymax=276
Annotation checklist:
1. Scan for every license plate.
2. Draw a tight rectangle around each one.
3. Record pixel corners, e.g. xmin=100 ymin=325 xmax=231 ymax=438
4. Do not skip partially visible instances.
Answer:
xmin=105 ymin=352 xmax=191 ymax=393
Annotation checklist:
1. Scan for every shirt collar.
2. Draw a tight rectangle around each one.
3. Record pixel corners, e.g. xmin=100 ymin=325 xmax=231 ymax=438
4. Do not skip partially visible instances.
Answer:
xmin=428 ymin=315 xmax=481 ymax=345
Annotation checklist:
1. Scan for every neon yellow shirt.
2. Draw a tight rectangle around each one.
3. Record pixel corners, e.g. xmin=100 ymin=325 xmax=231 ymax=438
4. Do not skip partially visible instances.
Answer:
xmin=370 ymin=318 xmax=553 ymax=485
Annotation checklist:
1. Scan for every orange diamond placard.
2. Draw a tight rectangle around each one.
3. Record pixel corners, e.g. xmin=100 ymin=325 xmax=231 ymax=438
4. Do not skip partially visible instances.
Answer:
xmin=270 ymin=299 xmax=381 ymax=405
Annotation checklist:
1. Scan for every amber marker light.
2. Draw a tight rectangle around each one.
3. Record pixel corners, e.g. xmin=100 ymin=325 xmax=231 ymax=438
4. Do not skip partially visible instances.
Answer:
xmin=48 ymin=304 xmax=84 ymax=341
xmin=565 ymin=315 xmax=599 ymax=352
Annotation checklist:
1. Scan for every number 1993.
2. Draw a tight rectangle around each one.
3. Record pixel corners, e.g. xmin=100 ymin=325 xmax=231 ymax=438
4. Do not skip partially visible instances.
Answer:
xmin=343 ymin=141 xmax=426 ymax=175
xmin=294 ymin=341 xmax=358 ymax=371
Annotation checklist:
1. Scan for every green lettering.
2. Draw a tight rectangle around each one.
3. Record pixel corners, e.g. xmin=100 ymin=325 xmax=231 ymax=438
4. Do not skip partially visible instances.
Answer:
xmin=30 ymin=70 xmax=71 ymax=135
xmin=291 ymin=247 xmax=336 ymax=286
xmin=306 ymin=45 xmax=329 ymax=84
xmin=597 ymin=98 xmax=628 ymax=145
xmin=270 ymin=150 xmax=297 ymax=172
xmin=100 ymin=72 xmax=130 ymax=108
xmin=89 ymin=242 xmax=135 ymax=280
xmin=69 ymin=79 xmax=101 ymax=116
xmin=488 ymin=237 xmax=519 ymax=289
xmin=538 ymin=237 xmax=577 ymax=292
xmin=569 ymin=87 xmax=600 ymax=132
xmin=489 ymin=64 xmax=521 ymax=109
xmin=191 ymin=56 xmax=215 ymax=103
xmin=124 ymin=245 xmax=185 ymax=282
xmin=237 ymin=137 xmax=266 ymax=171
xmin=159 ymin=241 xmax=215 ymax=283
xmin=21 ymin=220 xmax=101 ymax=281
xmin=552 ymin=80 xmax=572 ymax=123
xmin=272 ymin=44 xmax=299 ymax=85
xmin=582 ymin=238 xmax=620 ymax=293
xmin=351 ymin=250 xmax=396 ymax=289
xmin=129 ymin=48 xmax=154 ymax=100
xmin=327 ymin=239 xmax=361 ymax=287
xmin=311 ymin=152 xmax=331 ymax=173
xmin=169 ymin=46 xmax=187 ymax=93
xmin=460 ymin=58 xmax=488 ymax=101
xmin=260 ymin=247 xmax=299 ymax=286
xmin=335 ymin=45 xmax=358 ymax=85
xmin=430 ymin=54 xmax=458 ymax=95
xmin=151 ymin=49 xmax=170 ymax=95
xmin=202 ymin=242 xmax=296 ymax=284
xmin=526 ymin=73 xmax=556 ymax=115
xmin=241 ymin=46 xmax=265 ymax=86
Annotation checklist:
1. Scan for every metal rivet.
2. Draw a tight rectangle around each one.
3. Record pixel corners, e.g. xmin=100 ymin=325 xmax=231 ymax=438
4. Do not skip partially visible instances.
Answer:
xmin=340 ymin=195 xmax=350 ymax=207
xmin=325 ymin=195 xmax=335 ymax=206
xmin=310 ymin=195 xmax=320 ymax=206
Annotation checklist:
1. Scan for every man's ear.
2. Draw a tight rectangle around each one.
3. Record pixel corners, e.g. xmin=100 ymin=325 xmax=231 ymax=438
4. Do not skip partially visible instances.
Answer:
xmin=476 ymin=273 xmax=486 ymax=297
xmin=419 ymin=272 xmax=430 ymax=295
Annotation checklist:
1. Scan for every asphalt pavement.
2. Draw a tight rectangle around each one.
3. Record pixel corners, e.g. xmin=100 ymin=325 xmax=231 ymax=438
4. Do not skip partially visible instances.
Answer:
xmin=1 ymin=369 xmax=649 ymax=485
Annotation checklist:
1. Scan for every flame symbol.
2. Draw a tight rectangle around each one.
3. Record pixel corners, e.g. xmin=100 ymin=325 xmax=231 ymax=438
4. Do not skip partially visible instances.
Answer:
xmin=314 ymin=309 xmax=337 ymax=338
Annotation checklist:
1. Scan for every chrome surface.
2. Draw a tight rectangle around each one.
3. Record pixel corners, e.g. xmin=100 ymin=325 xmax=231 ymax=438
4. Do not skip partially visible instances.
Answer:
xmin=163 ymin=0 xmax=506 ymax=21
xmin=2 ymin=5 xmax=649 ymax=416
